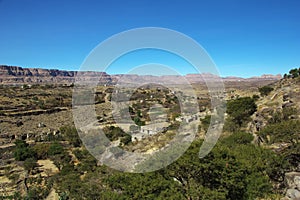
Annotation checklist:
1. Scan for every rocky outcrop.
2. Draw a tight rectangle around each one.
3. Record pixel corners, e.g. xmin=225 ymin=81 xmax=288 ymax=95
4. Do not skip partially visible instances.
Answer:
xmin=0 ymin=65 xmax=111 ymax=84
xmin=282 ymin=172 xmax=300 ymax=200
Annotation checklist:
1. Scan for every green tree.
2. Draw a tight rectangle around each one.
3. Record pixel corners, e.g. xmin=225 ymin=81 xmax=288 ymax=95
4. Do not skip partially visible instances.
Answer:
xmin=200 ymin=115 xmax=211 ymax=133
xmin=60 ymin=126 xmax=81 ymax=147
xmin=226 ymin=97 xmax=257 ymax=127
xmin=134 ymin=116 xmax=145 ymax=126
xmin=48 ymin=142 xmax=64 ymax=155
xmin=32 ymin=143 xmax=50 ymax=159
xmin=24 ymin=157 xmax=37 ymax=171
xmin=289 ymin=68 xmax=299 ymax=78
xmin=258 ymin=85 xmax=274 ymax=96
xmin=103 ymin=126 xmax=127 ymax=141
xmin=14 ymin=140 xmax=35 ymax=161
xmin=222 ymin=132 xmax=254 ymax=146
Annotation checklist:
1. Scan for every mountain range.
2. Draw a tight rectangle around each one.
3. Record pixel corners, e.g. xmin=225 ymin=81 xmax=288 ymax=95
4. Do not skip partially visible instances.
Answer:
xmin=0 ymin=65 xmax=282 ymax=85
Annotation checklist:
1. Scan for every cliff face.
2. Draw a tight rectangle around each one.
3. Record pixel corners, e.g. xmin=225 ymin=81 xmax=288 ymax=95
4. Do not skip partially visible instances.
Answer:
xmin=0 ymin=65 xmax=282 ymax=85
xmin=0 ymin=65 xmax=111 ymax=84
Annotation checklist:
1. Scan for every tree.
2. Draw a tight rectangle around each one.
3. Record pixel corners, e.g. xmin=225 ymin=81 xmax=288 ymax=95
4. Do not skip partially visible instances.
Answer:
xmin=14 ymin=140 xmax=35 ymax=161
xmin=134 ymin=116 xmax=145 ymax=126
xmin=252 ymin=94 xmax=260 ymax=101
xmin=60 ymin=126 xmax=81 ymax=147
xmin=258 ymin=86 xmax=273 ymax=96
xmin=222 ymin=132 xmax=254 ymax=146
xmin=226 ymin=97 xmax=257 ymax=127
xmin=289 ymin=68 xmax=299 ymax=78
xmin=103 ymin=126 xmax=127 ymax=141
xmin=24 ymin=157 xmax=37 ymax=171
xmin=33 ymin=143 xmax=50 ymax=159
xmin=48 ymin=142 xmax=64 ymax=155
xmin=200 ymin=115 xmax=211 ymax=133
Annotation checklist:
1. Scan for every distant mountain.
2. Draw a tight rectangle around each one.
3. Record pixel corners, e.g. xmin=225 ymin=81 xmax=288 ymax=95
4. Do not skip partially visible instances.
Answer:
xmin=0 ymin=65 xmax=281 ymax=85
xmin=0 ymin=65 xmax=111 ymax=84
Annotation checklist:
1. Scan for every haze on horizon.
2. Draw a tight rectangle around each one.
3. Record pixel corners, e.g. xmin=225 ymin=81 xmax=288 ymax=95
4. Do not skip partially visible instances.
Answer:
xmin=0 ymin=0 xmax=299 ymax=78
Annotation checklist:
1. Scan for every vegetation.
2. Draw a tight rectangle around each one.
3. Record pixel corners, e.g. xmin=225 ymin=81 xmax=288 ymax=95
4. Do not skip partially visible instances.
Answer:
xmin=103 ymin=126 xmax=127 ymax=141
xmin=226 ymin=97 xmax=257 ymax=127
xmin=268 ymin=107 xmax=298 ymax=124
xmin=259 ymin=120 xmax=300 ymax=144
xmin=200 ymin=115 xmax=211 ymax=132
xmin=259 ymin=85 xmax=274 ymax=96
xmin=283 ymin=67 xmax=300 ymax=78
xmin=45 ymin=133 xmax=284 ymax=200
xmin=259 ymin=119 xmax=300 ymax=171
xmin=60 ymin=126 xmax=81 ymax=147
xmin=134 ymin=116 xmax=145 ymax=126
xmin=14 ymin=140 xmax=36 ymax=161
xmin=11 ymin=126 xmax=287 ymax=199
xmin=48 ymin=142 xmax=64 ymax=155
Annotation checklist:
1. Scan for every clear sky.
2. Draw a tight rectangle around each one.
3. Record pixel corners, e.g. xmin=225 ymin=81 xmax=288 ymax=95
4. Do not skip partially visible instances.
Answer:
xmin=0 ymin=0 xmax=299 ymax=77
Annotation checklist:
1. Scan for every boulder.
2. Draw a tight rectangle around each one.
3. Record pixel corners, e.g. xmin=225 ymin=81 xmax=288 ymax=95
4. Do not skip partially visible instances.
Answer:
xmin=285 ymin=172 xmax=300 ymax=189
xmin=38 ymin=122 xmax=46 ymax=128
xmin=283 ymin=93 xmax=290 ymax=102
xmin=286 ymin=189 xmax=300 ymax=200
xmin=284 ymin=172 xmax=300 ymax=200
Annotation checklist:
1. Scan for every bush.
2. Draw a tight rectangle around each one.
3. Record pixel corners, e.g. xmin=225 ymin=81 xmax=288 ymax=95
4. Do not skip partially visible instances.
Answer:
xmin=226 ymin=97 xmax=257 ymax=127
xmin=134 ymin=116 xmax=145 ymax=126
xmin=289 ymin=68 xmax=300 ymax=78
xmin=259 ymin=119 xmax=300 ymax=144
xmin=48 ymin=142 xmax=64 ymax=155
xmin=268 ymin=107 xmax=298 ymax=124
xmin=223 ymin=132 xmax=254 ymax=146
xmin=33 ymin=143 xmax=50 ymax=159
xmin=200 ymin=115 xmax=211 ymax=133
xmin=103 ymin=126 xmax=126 ymax=141
xmin=258 ymin=85 xmax=273 ymax=96
xmin=223 ymin=118 xmax=240 ymax=132
xmin=252 ymin=94 xmax=260 ymax=100
xmin=60 ymin=126 xmax=81 ymax=147
xmin=14 ymin=140 xmax=36 ymax=161
xmin=24 ymin=157 xmax=37 ymax=171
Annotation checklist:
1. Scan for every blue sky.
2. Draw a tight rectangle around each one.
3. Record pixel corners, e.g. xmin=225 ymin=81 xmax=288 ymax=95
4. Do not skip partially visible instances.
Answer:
xmin=0 ymin=0 xmax=299 ymax=77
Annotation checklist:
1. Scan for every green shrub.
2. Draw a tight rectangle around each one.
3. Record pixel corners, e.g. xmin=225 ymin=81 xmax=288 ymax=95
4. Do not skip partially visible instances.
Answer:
xmin=259 ymin=86 xmax=274 ymax=96
xmin=24 ymin=157 xmax=37 ymax=171
xmin=200 ymin=115 xmax=211 ymax=133
xmin=226 ymin=97 xmax=257 ymax=127
xmin=48 ymin=142 xmax=64 ymax=155
xmin=222 ymin=132 xmax=254 ymax=146
xmin=252 ymin=94 xmax=260 ymax=100
xmin=14 ymin=140 xmax=36 ymax=161
xmin=289 ymin=68 xmax=300 ymax=78
xmin=103 ymin=126 xmax=127 ymax=141
xmin=33 ymin=143 xmax=50 ymax=159
xmin=259 ymin=119 xmax=300 ymax=144
xmin=60 ymin=126 xmax=81 ymax=147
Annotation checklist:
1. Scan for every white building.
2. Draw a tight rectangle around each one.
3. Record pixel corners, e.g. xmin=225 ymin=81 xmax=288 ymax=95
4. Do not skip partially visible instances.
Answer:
xmin=140 ymin=122 xmax=168 ymax=136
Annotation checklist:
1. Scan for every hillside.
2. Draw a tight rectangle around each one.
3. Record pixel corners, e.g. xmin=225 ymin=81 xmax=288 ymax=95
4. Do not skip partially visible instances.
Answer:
xmin=0 ymin=66 xmax=299 ymax=200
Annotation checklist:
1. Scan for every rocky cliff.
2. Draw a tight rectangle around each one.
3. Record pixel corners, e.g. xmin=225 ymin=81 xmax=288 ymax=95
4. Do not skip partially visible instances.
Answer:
xmin=0 ymin=65 xmax=281 ymax=85
xmin=0 ymin=65 xmax=111 ymax=84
